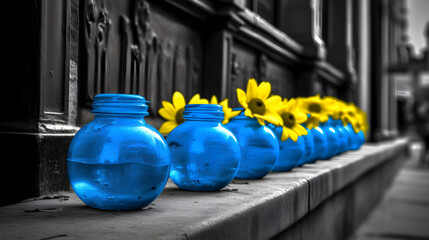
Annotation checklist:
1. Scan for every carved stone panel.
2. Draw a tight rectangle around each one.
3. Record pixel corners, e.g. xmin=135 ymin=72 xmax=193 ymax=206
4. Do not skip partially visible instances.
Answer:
xmin=81 ymin=0 xmax=111 ymax=106
xmin=229 ymin=41 xmax=259 ymax=108
xmin=79 ymin=0 xmax=203 ymax=124
xmin=229 ymin=40 xmax=295 ymax=107
xmin=265 ymin=59 xmax=295 ymax=98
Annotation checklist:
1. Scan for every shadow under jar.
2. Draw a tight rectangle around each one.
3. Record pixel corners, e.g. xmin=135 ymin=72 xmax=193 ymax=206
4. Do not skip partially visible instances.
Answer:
xmin=67 ymin=94 xmax=171 ymax=210
xmin=167 ymin=104 xmax=241 ymax=191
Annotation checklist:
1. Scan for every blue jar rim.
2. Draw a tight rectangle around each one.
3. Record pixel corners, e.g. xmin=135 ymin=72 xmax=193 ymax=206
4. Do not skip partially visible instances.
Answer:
xmin=183 ymin=104 xmax=224 ymax=121
xmin=91 ymin=93 xmax=149 ymax=116
xmin=93 ymin=93 xmax=149 ymax=103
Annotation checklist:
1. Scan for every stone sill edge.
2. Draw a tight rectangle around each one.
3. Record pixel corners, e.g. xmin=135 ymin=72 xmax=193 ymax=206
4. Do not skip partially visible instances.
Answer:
xmin=0 ymin=138 xmax=410 ymax=240
xmin=183 ymin=138 xmax=410 ymax=239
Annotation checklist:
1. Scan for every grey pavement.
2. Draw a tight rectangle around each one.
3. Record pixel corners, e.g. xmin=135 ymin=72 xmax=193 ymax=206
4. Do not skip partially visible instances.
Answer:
xmin=351 ymin=143 xmax=429 ymax=240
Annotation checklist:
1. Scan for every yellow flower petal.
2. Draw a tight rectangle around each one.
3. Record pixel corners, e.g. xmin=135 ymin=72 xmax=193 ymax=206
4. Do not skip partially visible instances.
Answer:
xmin=290 ymin=130 xmax=298 ymax=142
xmin=229 ymin=110 xmax=240 ymax=119
xmin=256 ymin=117 xmax=265 ymax=125
xmin=236 ymin=88 xmax=248 ymax=108
xmin=257 ymin=81 xmax=271 ymax=100
xmin=294 ymin=112 xmax=308 ymax=124
xmin=265 ymin=95 xmax=282 ymax=109
xmin=172 ymin=92 xmax=186 ymax=109
xmin=294 ymin=124 xmax=308 ymax=135
xmin=210 ymin=95 xmax=218 ymax=104
xmin=158 ymin=108 xmax=175 ymax=121
xmin=219 ymin=98 xmax=228 ymax=107
xmin=198 ymin=98 xmax=209 ymax=104
xmin=285 ymin=98 xmax=297 ymax=110
xmin=318 ymin=114 xmax=329 ymax=123
xmin=281 ymin=127 xmax=290 ymax=141
xmin=162 ymin=101 xmax=176 ymax=114
xmin=261 ymin=110 xmax=283 ymax=126
xmin=247 ymin=78 xmax=258 ymax=100
xmin=305 ymin=116 xmax=320 ymax=129
xmin=159 ymin=121 xmax=178 ymax=134
xmin=189 ymin=94 xmax=201 ymax=104
xmin=244 ymin=108 xmax=253 ymax=118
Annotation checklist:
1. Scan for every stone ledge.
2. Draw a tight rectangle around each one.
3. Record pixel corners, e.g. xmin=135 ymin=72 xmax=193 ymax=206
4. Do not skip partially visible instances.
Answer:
xmin=0 ymin=138 xmax=409 ymax=240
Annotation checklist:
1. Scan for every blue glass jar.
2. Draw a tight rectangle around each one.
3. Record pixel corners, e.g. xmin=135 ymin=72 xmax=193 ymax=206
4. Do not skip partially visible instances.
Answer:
xmin=356 ymin=130 xmax=366 ymax=149
xmin=298 ymin=125 xmax=314 ymax=166
xmin=270 ymin=126 xmax=305 ymax=171
xmin=310 ymin=126 xmax=328 ymax=162
xmin=67 ymin=94 xmax=171 ymax=210
xmin=333 ymin=119 xmax=348 ymax=154
xmin=167 ymin=104 xmax=241 ymax=191
xmin=345 ymin=123 xmax=363 ymax=150
xmin=226 ymin=112 xmax=279 ymax=179
xmin=319 ymin=118 xmax=339 ymax=160
xmin=344 ymin=123 xmax=359 ymax=150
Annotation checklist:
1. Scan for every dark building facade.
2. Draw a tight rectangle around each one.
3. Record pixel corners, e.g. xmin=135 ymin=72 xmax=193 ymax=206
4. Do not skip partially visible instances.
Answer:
xmin=0 ymin=0 xmax=421 ymax=206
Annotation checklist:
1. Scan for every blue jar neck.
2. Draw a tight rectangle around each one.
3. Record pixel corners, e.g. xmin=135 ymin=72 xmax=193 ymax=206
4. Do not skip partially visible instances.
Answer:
xmin=91 ymin=94 xmax=149 ymax=117
xmin=183 ymin=104 xmax=224 ymax=122
xmin=229 ymin=109 xmax=261 ymax=124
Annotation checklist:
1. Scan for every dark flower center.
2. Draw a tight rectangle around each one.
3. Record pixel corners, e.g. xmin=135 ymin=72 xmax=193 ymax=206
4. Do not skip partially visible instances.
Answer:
xmin=281 ymin=112 xmax=296 ymax=128
xmin=308 ymin=103 xmax=321 ymax=113
xmin=175 ymin=108 xmax=185 ymax=124
xmin=248 ymin=98 xmax=266 ymax=115
xmin=344 ymin=117 xmax=351 ymax=124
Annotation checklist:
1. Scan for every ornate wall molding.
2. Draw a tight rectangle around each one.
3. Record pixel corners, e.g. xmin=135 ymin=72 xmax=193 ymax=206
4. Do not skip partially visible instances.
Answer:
xmin=82 ymin=0 xmax=111 ymax=105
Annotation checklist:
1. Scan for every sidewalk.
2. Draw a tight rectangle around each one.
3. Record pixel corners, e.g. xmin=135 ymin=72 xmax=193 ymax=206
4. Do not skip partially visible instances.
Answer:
xmin=351 ymin=143 xmax=429 ymax=240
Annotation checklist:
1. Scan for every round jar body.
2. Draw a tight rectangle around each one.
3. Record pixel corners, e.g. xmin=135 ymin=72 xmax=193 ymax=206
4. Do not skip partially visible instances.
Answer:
xmin=311 ymin=126 xmax=328 ymax=162
xmin=345 ymin=124 xmax=361 ymax=150
xmin=67 ymin=94 xmax=171 ymax=210
xmin=270 ymin=126 xmax=305 ymax=171
xmin=356 ymin=131 xmax=366 ymax=149
xmin=333 ymin=120 xmax=348 ymax=154
xmin=320 ymin=120 xmax=339 ymax=160
xmin=226 ymin=115 xmax=279 ymax=179
xmin=167 ymin=104 xmax=241 ymax=191
xmin=299 ymin=125 xmax=314 ymax=165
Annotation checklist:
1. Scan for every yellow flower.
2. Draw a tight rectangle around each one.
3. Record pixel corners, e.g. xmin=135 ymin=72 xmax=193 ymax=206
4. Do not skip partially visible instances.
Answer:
xmin=341 ymin=103 xmax=369 ymax=134
xmin=298 ymin=95 xmax=337 ymax=124
xmin=305 ymin=116 xmax=320 ymax=130
xmin=236 ymin=78 xmax=282 ymax=126
xmin=210 ymin=95 xmax=240 ymax=124
xmin=158 ymin=91 xmax=208 ymax=134
xmin=209 ymin=95 xmax=218 ymax=105
xmin=323 ymin=96 xmax=347 ymax=120
xmin=273 ymin=98 xmax=308 ymax=142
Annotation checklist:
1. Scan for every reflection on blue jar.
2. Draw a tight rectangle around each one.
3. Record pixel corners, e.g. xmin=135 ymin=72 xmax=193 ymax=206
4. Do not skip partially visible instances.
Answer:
xmin=269 ymin=126 xmax=305 ymax=171
xmin=345 ymin=123 xmax=361 ymax=150
xmin=311 ymin=126 xmax=328 ymax=162
xmin=167 ymin=104 xmax=241 ymax=191
xmin=333 ymin=119 xmax=348 ymax=154
xmin=226 ymin=112 xmax=279 ymax=179
xmin=299 ymin=125 xmax=314 ymax=165
xmin=67 ymin=94 xmax=171 ymax=210
xmin=319 ymin=118 xmax=339 ymax=160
